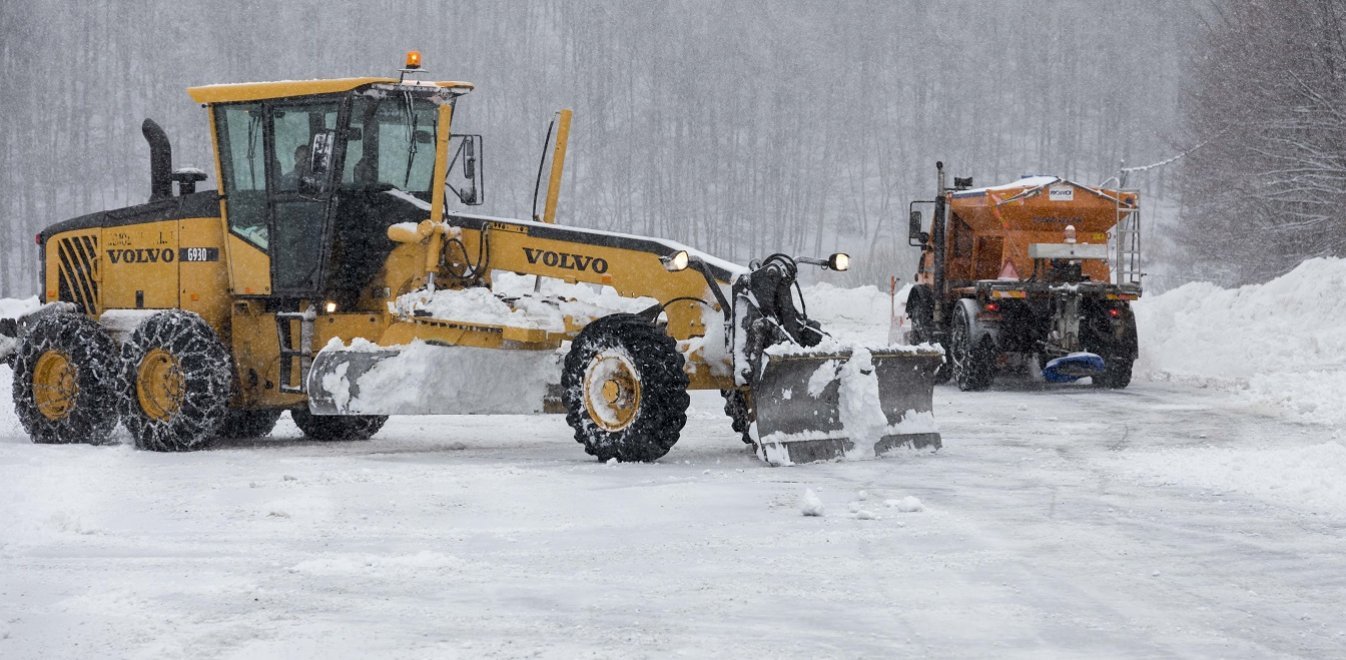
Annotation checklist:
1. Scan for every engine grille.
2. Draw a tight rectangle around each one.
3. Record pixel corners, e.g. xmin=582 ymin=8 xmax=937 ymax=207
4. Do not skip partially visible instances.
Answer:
xmin=55 ymin=234 xmax=99 ymax=314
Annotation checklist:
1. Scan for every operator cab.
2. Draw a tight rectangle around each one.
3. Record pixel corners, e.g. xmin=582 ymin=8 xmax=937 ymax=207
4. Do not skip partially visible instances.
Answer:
xmin=192 ymin=70 xmax=481 ymax=301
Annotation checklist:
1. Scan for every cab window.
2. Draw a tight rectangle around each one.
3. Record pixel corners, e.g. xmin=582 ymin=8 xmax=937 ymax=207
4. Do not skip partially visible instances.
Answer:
xmin=215 ymin=103 xmax=269 ymax=248
xmin=343 ymin=95 xmax=438 ymax=197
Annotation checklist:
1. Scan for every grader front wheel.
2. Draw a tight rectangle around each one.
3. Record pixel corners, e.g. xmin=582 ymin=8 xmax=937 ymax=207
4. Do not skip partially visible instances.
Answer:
xmin=291 ymin=409 xmax=386 ymax=441
xmin=12 ymin=313 xmax=120 ymax=445
xmin=562 ymin=314 xmax=689 ymax=462
xmin=120 ymin=311 xmax=232 ymax=452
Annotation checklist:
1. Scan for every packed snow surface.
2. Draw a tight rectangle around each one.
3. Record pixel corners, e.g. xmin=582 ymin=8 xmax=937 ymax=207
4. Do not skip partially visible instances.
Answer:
xmin=2 ymin=262 xmax=1346 ymax=656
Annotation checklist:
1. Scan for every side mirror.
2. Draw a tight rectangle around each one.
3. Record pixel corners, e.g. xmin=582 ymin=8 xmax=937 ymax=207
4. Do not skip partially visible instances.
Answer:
xmin=447 ymin=134 xmax=485 ymax=206
xmin=909 ymin=210 xmax=923 ymax=241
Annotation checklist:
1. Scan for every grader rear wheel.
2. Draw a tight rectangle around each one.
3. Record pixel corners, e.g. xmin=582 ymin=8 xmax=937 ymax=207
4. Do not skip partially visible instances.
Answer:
xmin=12 ymin=313 xmax=120 ymax=445
xmin=562 ymin=314 xmax=689 ymax=462
xmin=120 ymin=311 xmax=232 ymax=452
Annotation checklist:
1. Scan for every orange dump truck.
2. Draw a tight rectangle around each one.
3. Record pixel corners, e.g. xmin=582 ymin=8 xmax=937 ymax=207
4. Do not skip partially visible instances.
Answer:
xmin=905 ymin=162 xmax=1142 ymax=390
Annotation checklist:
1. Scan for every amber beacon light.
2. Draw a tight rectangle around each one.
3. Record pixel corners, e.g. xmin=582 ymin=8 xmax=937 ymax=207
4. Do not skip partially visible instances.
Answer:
xmin=404 ymin=50 xmax=422 ymax=69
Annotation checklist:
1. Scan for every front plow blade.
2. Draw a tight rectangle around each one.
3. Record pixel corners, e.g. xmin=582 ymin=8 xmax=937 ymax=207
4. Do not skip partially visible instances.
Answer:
xmin=751 ymin=347 xmax=943 ymax=465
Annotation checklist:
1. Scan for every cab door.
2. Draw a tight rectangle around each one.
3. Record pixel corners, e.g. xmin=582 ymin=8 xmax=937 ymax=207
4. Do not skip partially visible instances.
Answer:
xmin=265 ymin=99 xmax=342 ymax=297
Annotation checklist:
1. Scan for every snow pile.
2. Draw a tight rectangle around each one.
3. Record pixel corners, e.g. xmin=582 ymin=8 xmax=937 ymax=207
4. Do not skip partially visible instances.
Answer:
xmin=0 ymin=297 xmax=40 ymax=359
xmin=1114 ymin=441 xmax=1346 ymax=515
xmin=797 ymin=282 xmax=906 ymax=346
xmin=1134 ymin=258 xmax=1346 ymax=426
xmin=0 ymin=297 xmax=39 ymax=320
xmin=394 ymin=271 xmax=656 ymax=332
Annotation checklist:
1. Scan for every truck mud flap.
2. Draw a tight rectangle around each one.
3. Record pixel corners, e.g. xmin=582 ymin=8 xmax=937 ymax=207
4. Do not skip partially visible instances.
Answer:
xmin=751 ymin=347 xmax=944 ymax=465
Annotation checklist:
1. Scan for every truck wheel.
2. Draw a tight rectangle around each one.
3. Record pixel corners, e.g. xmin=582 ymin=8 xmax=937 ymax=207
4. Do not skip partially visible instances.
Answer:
xmin=721 ymin=388 xmax=754 ymax=445
xmin=951 ymin=305 xmax=994 ymax=391
xmin=562 ymin=314 xmax=689 ymax=462
xmin=906 ymin=286 xmax=951 ymax=384
xmin=12 ymin=313 xmax=120 ymax=445
xmin=291 ymin=409 xmax=386 ymax=441
xmin=1092 ymin=358 xmax=1133 ymax=389
xmin=1085 ymin=305 xmax=1136 ymax=390
xmin=120 ymin=311 xmax=232 ymax=452
xmin=218 ymin=409 xmax=283 ymax=439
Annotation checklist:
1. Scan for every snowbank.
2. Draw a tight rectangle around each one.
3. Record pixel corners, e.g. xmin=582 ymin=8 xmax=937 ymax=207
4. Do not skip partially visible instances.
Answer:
xmin=797 ymin=281 xmax=907 ymax=346
xmin=1133 ymin=258 xmax=1346 ymax=426
xmin=0 ymin=297 xmax=40 ymax=359
xmin=0 ymin=297 xmax=39 ymax=320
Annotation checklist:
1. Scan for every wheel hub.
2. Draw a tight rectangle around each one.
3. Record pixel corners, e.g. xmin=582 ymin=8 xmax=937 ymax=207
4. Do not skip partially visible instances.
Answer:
xmin=137 ymin=348 xmax=186 ymax=422
xmin=33 ymin=351 xmax=78 ymax=421
xmin=583 ymin=350 xmax=641 ymax=432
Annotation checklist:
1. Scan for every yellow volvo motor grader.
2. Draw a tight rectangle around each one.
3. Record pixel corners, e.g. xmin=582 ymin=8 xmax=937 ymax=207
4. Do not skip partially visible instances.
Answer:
xmin=1 ymin=55 xmax=942 ymax=464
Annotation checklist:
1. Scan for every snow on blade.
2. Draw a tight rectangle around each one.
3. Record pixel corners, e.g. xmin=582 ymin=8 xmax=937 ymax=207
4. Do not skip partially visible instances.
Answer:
xmin=836 ymin=347 xmax=888 ymax=460
xmin=314 ymin=338 xmax=560 ymax=415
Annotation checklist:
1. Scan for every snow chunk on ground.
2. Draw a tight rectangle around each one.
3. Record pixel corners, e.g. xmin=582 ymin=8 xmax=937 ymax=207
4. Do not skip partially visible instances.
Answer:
xmin=885 ymin=496 xmax=925 ymax=512
xmin=800 ymin=488 xmax=824 ymax=516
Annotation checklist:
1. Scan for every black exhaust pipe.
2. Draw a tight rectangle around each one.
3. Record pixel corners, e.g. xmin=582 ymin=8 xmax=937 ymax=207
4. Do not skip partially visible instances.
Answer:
xmin=142 ymin=118 xmax=172 ymax=201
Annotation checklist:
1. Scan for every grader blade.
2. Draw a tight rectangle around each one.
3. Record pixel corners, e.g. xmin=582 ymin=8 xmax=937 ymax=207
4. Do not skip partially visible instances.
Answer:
xmin=306 ymin=342 xmax=560 ymax=416
xmin=751 ymin=347 xmax=943 ymax=465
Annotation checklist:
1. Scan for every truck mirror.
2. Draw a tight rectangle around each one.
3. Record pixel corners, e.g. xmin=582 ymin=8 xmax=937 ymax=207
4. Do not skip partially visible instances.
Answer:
xmin=909 ymin=210 xmax=923 ymax=240
xmin=464 ymin=138 xmax=476 ymax=179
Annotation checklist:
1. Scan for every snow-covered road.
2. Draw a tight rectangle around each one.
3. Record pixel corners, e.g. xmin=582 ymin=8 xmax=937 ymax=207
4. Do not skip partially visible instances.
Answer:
xmin=3 ymin=367 xmax=1343 ymax=658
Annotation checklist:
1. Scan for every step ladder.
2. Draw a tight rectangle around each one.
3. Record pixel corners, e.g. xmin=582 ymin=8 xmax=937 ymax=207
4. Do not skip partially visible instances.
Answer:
xmin=1112 ymin=189 xmax=1142 ymax=286
xmin=276 ymin=308 xmax=316 ymax=393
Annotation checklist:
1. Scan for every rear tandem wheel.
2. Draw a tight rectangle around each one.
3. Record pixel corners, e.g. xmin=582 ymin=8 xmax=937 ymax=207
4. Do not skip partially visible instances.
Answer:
xmin=11 ymin=312 xmax=121 ymax=445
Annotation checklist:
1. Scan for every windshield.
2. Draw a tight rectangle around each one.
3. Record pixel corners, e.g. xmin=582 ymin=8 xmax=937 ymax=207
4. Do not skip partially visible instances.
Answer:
xmin=343 ymin=92 xmax=440 ymax=197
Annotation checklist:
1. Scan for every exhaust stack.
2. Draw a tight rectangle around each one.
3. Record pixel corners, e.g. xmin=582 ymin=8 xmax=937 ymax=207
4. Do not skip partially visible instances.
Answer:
xmin=142 ymin=118 xmax=172 ymax=201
